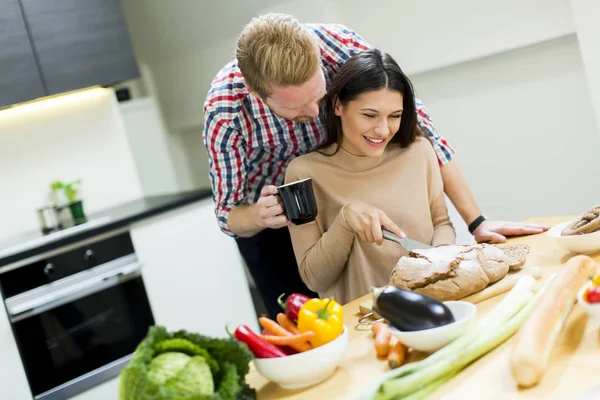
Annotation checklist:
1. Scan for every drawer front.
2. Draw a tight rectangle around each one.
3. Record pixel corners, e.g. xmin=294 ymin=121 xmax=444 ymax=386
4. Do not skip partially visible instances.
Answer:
xmin=0 ymin=232 xmax=134 ymax=298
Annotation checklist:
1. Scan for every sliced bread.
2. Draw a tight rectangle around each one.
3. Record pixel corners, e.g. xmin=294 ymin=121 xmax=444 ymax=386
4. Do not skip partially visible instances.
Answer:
xmin=494 ymin=243 xmax=530 ymax=271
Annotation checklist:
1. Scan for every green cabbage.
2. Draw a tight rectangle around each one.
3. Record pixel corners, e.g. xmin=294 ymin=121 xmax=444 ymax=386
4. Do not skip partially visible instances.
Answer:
xmin=119 ymin=326 xmax=255 ymax=400
xmin=147 ymin=352 xmax=193 ymax=386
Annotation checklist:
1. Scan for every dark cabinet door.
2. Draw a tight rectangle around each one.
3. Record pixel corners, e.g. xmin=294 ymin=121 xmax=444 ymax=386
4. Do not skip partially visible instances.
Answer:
xmin=19 ymin=0 xmax=139 ymax=95
xmin=0 ymin=0 xmax=45 ymax=108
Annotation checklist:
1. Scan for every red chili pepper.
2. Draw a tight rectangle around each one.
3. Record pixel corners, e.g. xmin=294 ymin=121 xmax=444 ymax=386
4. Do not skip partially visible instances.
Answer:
xmin=230 ymin=325 xmax=286 ymax=358
xmin=277 ymin=293 xmax=311 ymax=321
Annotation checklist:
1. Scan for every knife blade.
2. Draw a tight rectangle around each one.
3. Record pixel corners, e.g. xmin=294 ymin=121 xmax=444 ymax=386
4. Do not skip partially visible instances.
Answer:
xmin=382 ymin=229 xmax=433 ymax=251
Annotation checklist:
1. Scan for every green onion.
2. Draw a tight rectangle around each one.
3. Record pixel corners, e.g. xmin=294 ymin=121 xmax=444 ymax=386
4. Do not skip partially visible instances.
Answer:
xmin=373 ymin=277 xmax=544 ymax=400
xmin=400 ymin=371 xmax=454 ymax=400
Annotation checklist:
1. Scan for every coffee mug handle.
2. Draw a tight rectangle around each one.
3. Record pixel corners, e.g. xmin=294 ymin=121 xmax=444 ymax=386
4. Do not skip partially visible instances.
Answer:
xmin=273 ymin=191 xmax=288 ymax=217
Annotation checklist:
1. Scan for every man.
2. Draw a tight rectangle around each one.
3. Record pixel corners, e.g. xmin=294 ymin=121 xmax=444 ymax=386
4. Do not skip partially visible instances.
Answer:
xmin=202 ymin=13 xmax=548 ymax=317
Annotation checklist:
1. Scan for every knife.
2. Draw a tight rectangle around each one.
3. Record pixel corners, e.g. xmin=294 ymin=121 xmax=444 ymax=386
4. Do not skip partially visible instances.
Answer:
xmin=382 ymin=229 xmax=433 ymax=251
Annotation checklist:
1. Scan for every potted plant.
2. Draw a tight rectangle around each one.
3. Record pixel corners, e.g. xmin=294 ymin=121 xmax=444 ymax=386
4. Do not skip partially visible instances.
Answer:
xmin=51 ymin=179 xmax=86 ymax=225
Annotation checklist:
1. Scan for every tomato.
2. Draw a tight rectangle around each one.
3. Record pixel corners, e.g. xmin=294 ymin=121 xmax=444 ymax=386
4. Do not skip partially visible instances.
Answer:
xmin=593 ymin=275 xmax=600 ymax=286
xmin=586 ymin=286 xmax=600 ymax=304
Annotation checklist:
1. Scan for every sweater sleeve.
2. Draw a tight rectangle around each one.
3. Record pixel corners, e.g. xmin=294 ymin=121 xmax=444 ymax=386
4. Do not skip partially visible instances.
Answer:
xmin=423 ymin=141 xmax=456 ymax=246
xmin=285 ymin=159 xmax=356 ymax=294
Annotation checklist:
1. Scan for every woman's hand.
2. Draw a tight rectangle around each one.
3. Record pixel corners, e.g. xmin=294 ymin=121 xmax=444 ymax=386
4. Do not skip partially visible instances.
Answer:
xmin=343 ymin=203 xmax=405 ymax=245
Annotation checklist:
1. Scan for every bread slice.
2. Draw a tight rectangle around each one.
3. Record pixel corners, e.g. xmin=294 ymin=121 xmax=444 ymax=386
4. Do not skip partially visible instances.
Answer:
xmin=494 ymin=244 xmax=530 ymax=271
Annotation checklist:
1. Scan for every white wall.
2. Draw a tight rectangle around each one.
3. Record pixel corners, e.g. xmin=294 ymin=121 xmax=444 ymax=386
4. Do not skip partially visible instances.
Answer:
xmin=0 ymin=88 xmax=143 ymax=240
xmin=411 ymin=34 xmax=600 ymax=220
xmin=329 ymin=0 xmax=575 ymax=75
xmin=571 ymin=0 xmax=600 ymax=129
xmin=119 ymin=0 xmax=600 ymax=222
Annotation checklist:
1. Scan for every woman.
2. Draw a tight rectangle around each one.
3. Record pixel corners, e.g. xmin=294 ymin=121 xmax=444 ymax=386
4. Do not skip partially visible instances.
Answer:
xmin=285 ymin=48 xmax=456 ymax=304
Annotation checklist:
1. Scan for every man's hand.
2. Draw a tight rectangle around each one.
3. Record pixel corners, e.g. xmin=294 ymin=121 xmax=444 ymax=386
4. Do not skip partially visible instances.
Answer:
xmin=343 ymin=203 xmax=405 ymax=245
xmin=252 ymin=185 xmax=290 ymax=230
xmin=473 ymin=220 xmax=550 ymax=243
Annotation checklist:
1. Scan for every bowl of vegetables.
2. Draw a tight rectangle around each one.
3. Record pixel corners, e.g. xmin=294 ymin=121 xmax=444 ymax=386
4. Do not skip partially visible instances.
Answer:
xmin=233 ymin=295 xmax=348 ymax=389
xmin=577 ymin=275 xmax=600 ymax=321
xmin=388 ymin=301 xmax=476 ymax=353
xmin=372 ymin=286 xmax=476 ymax=353
xmin=252 ymin=325 xmax=348 ymax=389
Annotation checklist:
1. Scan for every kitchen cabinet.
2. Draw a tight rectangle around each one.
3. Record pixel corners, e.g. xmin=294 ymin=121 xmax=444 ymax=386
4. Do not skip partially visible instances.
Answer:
xmin=0 ymin=302 xmax=31 ymax=399
xmin=19 ymin=0 xmax=139 ymax=95
xmin=130 ymin=199 xmax=260 ymax=337
xmin=0 ymin=0 xmax=45 ymax=108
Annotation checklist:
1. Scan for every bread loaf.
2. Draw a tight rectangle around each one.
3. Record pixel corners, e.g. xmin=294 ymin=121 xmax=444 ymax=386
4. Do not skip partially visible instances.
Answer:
xmin=494 ymin=244 xmax=530 ymax=271
xmin=390 ymin=244 xmax=511 ymax=301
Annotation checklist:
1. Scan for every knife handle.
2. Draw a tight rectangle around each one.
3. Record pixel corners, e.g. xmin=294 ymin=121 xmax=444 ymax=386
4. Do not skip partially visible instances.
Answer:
xmin=382 ymin=229 xmax=402 ymax=245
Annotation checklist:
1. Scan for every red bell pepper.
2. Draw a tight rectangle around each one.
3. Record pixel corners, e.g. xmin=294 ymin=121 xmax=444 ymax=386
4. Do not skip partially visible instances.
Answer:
xmin=231 ymin=325 xmax=286 ymax=358
xmin=277 ymin=293 xmax=311 ymax=321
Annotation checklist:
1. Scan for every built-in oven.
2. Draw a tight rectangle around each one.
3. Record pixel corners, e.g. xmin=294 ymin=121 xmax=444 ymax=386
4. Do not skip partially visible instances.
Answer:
xmin=0 ymin=230 xmax=155 ymax=400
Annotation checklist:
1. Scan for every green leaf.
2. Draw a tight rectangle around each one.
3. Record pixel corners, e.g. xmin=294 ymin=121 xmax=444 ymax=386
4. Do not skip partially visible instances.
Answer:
xmin=172 ymin=330 xmax=252 ymax=381
xmin=153 ymin=338 xmax=219 ymax=377
xmin=164 ymin=356 xmax=214 ymax=397
xmin=119 ymin=326 xmax=255 ymax=400
xmin=147 ymin=353 xmax=192 ymax=386
xmin=215 ymin=362 xmax=240 ymax=400
xmin=234 ymin=384 xmax=257 ymax=400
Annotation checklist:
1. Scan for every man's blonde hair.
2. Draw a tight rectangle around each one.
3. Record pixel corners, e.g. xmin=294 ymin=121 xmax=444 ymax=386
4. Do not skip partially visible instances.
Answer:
xmin=236 ymin=13 xmax=321 ymax=99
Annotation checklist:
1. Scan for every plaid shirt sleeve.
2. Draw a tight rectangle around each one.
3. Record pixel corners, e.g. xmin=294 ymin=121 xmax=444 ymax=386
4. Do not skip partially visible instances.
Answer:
xmin=315 ymin=24 xmax=371 ymax=66
xmin=415 ymin=97 xmax=455 ymax=166
xmin=337 ymin=25 xmax=371 ymax=54
xmin=203 ymin=104 xmax=247 ymax=237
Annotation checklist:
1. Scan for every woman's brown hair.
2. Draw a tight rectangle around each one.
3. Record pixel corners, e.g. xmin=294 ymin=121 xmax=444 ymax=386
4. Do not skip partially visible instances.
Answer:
xmin=322 ymin=48 xmax=424 ymax=150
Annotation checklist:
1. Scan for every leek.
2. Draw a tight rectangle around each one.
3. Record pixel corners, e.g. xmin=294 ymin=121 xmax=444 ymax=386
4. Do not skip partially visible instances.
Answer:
xmin=373 ymin=276 xmax=544 ymax=400
xmin=400 ymin=372 xmax=454 ymax=400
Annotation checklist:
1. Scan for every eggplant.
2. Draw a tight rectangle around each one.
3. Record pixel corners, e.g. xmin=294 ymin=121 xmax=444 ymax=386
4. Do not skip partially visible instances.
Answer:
xmin=372 ymin=286 xmax=455 ymax=331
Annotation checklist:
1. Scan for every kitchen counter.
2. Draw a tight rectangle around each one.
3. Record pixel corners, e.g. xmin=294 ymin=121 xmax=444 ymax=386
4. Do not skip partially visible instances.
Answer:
xmin=0 ymin=189 xmax=212 ymax=269
xmin=0 ymin=193 xmax=259 ymax=400
xmin=246 ymin=216 xmax=600 ymax=400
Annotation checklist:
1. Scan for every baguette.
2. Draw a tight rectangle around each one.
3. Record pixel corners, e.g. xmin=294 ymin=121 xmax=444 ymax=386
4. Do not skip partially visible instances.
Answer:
xmin=510 ymin=255 xmax=598 ymax=387
xmin=461 ymin=266 xmax=542 ymax=304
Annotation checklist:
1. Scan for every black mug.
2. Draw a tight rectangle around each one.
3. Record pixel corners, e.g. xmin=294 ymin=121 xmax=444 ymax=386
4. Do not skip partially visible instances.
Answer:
xmin=277 ymin=178 xmax=318 ymax=225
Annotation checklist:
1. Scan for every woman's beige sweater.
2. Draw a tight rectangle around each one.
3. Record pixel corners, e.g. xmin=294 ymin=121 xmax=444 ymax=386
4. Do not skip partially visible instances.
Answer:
xmin=285 ymin=137 xmax=456 ymax=304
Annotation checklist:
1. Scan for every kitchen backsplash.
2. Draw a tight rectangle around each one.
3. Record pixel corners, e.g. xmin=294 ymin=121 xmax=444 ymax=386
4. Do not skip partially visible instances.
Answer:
xmin=0 ymin=88 xmax=143 ymax=241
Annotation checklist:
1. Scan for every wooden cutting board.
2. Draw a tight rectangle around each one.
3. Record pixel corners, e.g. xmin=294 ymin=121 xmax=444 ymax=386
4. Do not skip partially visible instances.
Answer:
xmin=359 ymin=298 xmax=379 ymax=318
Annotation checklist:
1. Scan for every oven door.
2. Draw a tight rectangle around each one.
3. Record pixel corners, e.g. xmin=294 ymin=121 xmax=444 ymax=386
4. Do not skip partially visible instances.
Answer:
xmin=4 ymin=256 xmax=154 ymax=400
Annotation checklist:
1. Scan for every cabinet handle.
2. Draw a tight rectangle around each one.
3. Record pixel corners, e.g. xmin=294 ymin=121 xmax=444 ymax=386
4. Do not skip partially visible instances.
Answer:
xmin=43 ymin=263 xmax=55 ymax=275
xmin=84 ymin=249 xmax=96 ymax=261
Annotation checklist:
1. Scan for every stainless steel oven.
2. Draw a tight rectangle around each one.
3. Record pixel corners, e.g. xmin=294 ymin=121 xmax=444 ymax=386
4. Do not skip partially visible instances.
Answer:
xmin=0 ymin=231 xmax=155 ymax=400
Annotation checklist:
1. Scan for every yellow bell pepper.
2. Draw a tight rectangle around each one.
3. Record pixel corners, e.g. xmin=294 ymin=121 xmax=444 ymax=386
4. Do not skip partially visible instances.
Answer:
xmin=297 ymin=298 xmax=344 ymax=347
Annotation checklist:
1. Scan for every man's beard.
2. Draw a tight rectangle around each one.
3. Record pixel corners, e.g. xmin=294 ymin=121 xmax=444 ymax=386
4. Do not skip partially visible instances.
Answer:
xmin=293 ymin=116 xmax=314 ymax=123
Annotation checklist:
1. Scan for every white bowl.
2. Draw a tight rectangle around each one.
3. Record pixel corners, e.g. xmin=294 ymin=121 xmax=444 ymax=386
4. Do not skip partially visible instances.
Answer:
xmin=547 ymin=220 xmax=600 ymax=254
xmin=388 ymin=301 xmax=476 ymax=353
xmin=253 ymin=326 xmax=348 ymax=389
xmin=577 ymin=281 xmax=600 ymax=321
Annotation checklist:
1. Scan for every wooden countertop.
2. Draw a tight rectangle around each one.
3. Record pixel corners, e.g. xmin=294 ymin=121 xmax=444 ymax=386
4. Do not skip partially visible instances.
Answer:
xmin=246 ymin=216 xmax=600 ymax=399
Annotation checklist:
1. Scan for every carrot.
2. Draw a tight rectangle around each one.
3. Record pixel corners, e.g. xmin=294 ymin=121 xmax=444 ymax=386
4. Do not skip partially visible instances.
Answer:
xmin=260 ymin=331 xmax=315 ymax=346
xmin=388 ymin=341 xmax=406 ymax=369
xmin=259 ymin=316 xmax=313 ymax=352
xmin=259 ymin=317 xmax=293 ymax=336
xmin=372 ymin=322 xmax=392 ymax=358
xmin=276 ymin=313 xmax=300 ymax=334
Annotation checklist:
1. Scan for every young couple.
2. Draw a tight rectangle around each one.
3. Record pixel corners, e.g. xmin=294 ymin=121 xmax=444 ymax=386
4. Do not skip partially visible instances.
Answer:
xmin=203 ymin=13 xmax=549 ymax=315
